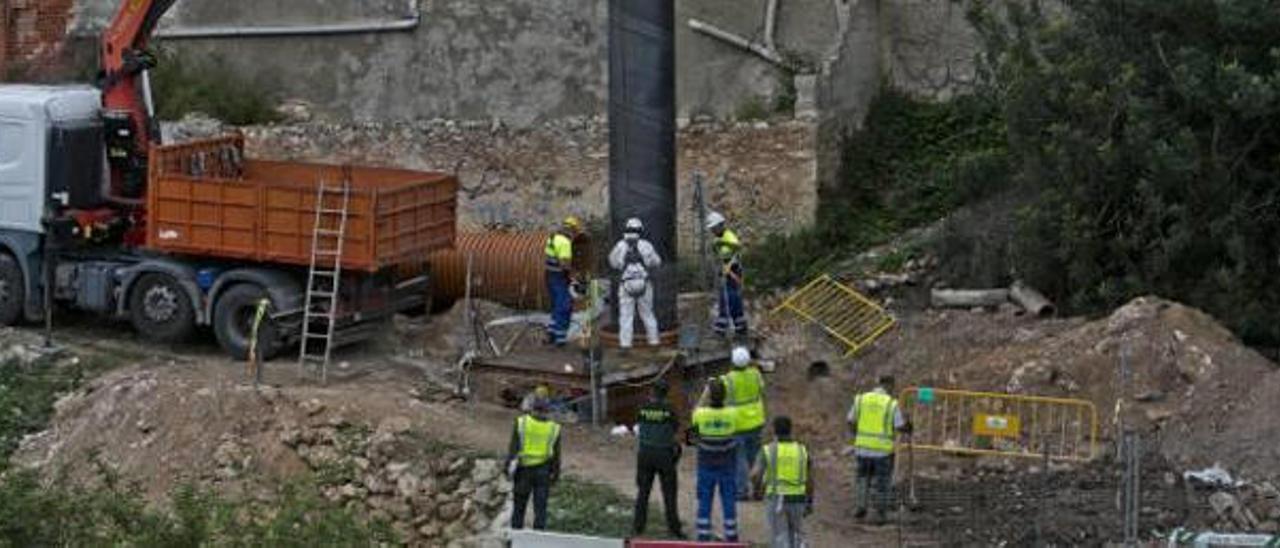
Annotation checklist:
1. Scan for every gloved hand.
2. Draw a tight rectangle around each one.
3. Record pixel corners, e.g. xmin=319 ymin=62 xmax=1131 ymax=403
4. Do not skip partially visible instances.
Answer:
xmin=804 ymin=500 xmax=814 ymax=517
xmin=570 ymin=280 xmax=587 ymax=298
xmin=505 ymin=458 xmax=518 ymax=480
xmin=672 ymin=444 xmax=683 ymax=464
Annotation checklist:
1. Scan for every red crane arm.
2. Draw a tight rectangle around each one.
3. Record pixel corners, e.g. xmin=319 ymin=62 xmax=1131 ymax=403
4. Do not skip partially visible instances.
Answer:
xmin=100 ymin=0 xmax=178 ymax=147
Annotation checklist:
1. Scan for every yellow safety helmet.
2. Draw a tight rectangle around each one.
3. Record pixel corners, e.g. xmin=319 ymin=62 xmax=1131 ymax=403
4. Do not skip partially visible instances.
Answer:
xmin=563 ymin=216 xmax=582 ymax=231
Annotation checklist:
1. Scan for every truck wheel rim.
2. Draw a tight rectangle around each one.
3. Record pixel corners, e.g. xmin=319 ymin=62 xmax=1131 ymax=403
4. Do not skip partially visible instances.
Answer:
xmin=143 ymin=285 xmax=180 ymax=323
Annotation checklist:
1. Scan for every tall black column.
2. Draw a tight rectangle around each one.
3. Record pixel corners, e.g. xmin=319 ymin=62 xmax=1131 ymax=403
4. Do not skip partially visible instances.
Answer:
xmin=608 ymin=0 xmax=677 ymax=332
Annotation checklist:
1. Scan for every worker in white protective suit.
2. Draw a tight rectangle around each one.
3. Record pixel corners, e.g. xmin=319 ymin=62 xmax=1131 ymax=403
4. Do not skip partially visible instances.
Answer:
xmin=609 ymin=217 xmax=663 ymax=348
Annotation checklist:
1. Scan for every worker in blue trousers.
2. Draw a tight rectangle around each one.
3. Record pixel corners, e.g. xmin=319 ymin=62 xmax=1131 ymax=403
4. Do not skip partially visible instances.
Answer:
xmin=723 ymin=346 xmax=767 ymax=501
xmin=544 ymin=216 xmax=582 ymax=346
xmin=706 ymin=211 xmax=747 ymax=337
xmin=690 ymin=378 xmax=740 ymax=542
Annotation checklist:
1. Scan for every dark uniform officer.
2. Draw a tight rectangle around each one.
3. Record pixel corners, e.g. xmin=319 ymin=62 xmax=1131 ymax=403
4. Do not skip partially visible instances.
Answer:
xmin=632 ymin=380 xmax=686 ymax=538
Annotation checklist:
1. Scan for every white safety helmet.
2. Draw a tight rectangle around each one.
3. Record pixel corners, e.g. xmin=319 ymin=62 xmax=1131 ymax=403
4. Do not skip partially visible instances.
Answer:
xmin=705 ymin=211 xmax=726 ymax=231
xmin=624 ymin=217 xmax=644 ymax=233
xmin=731 ymin=346 xmax=751 ymax=368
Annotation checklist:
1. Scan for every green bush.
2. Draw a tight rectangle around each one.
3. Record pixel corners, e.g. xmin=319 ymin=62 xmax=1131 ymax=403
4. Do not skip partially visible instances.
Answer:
xmin=150 ymin=49 xmax=282 ymax=125
xmin=746 ymin=90 xmax=1008 ymax=290
xmin=734 ymin=96 xmax=772 ymax=122
xmin=958 ymin=0 xmax=1280 ymax=349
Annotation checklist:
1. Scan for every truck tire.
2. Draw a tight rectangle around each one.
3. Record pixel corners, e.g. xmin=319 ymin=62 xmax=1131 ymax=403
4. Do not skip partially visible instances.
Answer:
xmin=128 ymin=273 xmax=195 ymax=342
xmin=0 ymin=254 xmax=24 ymax=326
xmin=214 ymin=284 xmax=282 ymax=361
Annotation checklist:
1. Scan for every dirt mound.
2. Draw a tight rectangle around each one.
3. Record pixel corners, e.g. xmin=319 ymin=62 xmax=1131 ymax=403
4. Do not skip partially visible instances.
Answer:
xmin=942 ymin=296 xmax=1280 ymax=478
xmin=13 ymin=362 xmax=510 ymax=546
xmin=17 ymin=366 xmax=315 ymax=498
xmin=766 ymin=296 xmax=1279 ymax=476
xmin=759 ymin=294 xmax=1278 ymax=542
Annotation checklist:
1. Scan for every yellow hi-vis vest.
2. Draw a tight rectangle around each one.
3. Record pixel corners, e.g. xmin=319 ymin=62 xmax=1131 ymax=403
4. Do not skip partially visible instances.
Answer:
xmin=762 ymin=441 xmax=808 ymax=496
xmin=692 ymin=406 xmax=737 ymax=452
xmin=722 ymin=368 xmax=766 ymax=432
xmin=517 ymin=415 xmax=561 ymax=467
xmin=545 ymin=233 xmax=573 ymax=271
xmin=851 ymin=391 xmax=897 ymax=453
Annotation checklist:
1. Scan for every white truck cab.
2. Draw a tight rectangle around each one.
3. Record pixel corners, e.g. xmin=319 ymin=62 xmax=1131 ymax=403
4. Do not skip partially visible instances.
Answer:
xmin=0 ymin=85 xmax=105 ymax=325
xmin=0 ymin=85 xmax=105 ymax=234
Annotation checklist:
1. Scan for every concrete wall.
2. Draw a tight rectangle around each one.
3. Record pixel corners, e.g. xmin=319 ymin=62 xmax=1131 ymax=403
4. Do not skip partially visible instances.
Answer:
xmin=54 ymin=0 xmax=978 ymax=125
xmin=882 ymin=0 xmax=979 ymax=99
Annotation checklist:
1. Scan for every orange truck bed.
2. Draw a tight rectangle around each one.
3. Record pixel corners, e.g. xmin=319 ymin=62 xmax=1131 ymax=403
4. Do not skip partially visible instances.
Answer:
xmin=145 ymin=136 xmax=457 ymax=272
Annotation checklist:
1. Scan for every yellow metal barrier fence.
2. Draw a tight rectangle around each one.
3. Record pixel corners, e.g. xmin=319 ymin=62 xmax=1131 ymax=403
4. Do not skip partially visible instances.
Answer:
xmin=771 ymin=274 xmax=896 ymax=357
xmin=899 ymin=387 xmax=1098 ymax=462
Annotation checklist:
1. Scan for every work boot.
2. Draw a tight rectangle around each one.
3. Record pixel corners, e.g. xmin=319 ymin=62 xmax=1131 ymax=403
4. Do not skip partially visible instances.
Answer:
xmin=854 ymin=507 xmax=867 ymax=520
xmin=669 ymin=529 xmax=686 ymax=540
xmin=874 ymin=510 xmax=888 ymax=526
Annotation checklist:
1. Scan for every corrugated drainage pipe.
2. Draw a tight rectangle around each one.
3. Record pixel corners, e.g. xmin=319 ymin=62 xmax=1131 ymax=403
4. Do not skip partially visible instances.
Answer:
xmin=429 ymin=231 xmax=592 ymax=311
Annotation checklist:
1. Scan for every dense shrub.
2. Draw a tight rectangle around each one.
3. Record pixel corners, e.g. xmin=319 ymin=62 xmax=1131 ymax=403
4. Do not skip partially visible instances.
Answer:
xmin=954 ymin=0 xmax=1280 ymax=348
xmin=151 ymin=49 xmax=281 ymax=125
xmin=747 ymin=91 xmax=1008 ymax=289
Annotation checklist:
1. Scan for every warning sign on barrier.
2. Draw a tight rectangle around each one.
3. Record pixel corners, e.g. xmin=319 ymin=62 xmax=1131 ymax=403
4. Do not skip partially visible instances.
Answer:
xmin=901 ymin=387 xmax=1098 ymax=461
xmin=974 ymin=413 xmax=1021 ymax=438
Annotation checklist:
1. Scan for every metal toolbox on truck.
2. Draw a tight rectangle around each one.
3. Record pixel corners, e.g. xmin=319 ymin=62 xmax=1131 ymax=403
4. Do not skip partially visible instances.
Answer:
xmin=145 ymin=136 xmax=457 ymax=272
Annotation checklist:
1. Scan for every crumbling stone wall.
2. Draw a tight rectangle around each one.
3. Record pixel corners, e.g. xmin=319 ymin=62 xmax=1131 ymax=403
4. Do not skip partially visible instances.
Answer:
xmin=224 ymin=118 xmax=818 ymax=250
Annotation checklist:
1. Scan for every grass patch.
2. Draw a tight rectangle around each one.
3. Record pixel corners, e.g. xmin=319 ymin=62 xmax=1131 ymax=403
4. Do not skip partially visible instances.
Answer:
xmin=0 ymin=472 xmax=396 ymax=546
xmin=549 ymin=477 xmax=676 ymax=539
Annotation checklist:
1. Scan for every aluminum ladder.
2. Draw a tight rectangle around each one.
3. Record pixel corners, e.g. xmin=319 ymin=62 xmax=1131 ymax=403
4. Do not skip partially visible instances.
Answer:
xmin=298 ymin=176 xmax=351 ymax=383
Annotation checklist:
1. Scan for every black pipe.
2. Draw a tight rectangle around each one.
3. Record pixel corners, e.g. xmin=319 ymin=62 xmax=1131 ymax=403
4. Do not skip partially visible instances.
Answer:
xmin=608 ymin=0 xmax=677 ymax=332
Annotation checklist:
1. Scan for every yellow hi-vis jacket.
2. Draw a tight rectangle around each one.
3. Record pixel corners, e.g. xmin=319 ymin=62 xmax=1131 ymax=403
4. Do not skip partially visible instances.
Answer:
xmin=851 ymin=391 xmax=898 ymax=453
xmin=722 ymin=367 xmax=766 ymax=433
xmin=517 ymin=415 xmax=561 ymax=467
xmin=692 ymin=405 xmax=737 ymax=454
xmin=544 ymin=233 xmax=573 ymax=271
xmin=762 ymin=441 xmax=808 ymax=496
